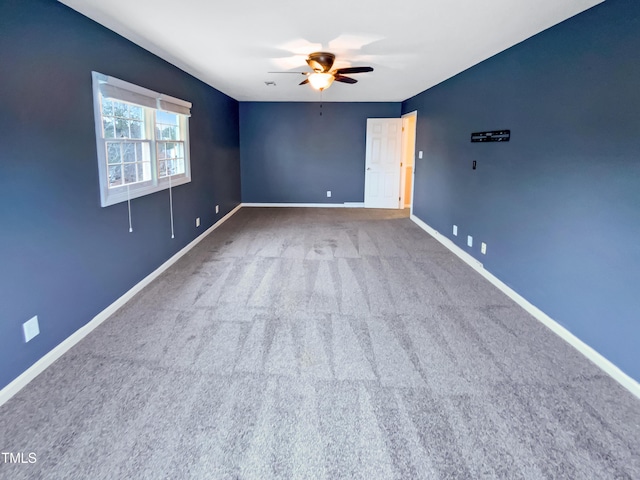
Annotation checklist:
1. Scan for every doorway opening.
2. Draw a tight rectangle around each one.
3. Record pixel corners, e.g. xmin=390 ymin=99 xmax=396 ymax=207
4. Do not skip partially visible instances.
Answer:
xmin=363 ymin=113 xmax=417 ymax=210
xmin=400 ymin=111 xmax=417 ymax=213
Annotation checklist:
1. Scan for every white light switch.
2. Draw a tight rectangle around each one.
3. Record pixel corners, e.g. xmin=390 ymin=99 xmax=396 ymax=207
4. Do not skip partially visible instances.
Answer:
xmin=481 ymin=242 xmax=487 ymax=255
xmin=418 ymin=151 xmax=423 ymax=159
xmin=215 ymin=205 xmax=219 ymax=214
xmin=23 ymin=316 xmax=40 ymax=342
xmin=467 ymin=235 xmax=473 ymax=247
xmin=453 ymin=225 xmax=458 ymax=236
xmin=195 ymin=217 xmax=200 ymax=227
xmin=327 ymin=191 xmax=331 ymax=198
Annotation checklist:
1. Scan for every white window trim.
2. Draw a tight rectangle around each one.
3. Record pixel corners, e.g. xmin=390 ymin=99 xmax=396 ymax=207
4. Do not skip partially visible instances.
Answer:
xmin=92 ymin=71 xmax=192 ymax=207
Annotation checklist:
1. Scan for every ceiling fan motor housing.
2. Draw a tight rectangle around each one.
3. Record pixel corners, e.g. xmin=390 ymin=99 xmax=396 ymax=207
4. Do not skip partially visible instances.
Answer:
xmin=307 ymin=52 xmax=335 ymax=72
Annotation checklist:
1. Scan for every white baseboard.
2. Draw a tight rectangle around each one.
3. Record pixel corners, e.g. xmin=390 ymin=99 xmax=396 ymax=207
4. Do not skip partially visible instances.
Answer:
xmin=0 ymin=204 xmax=242 ymax=408
xmin=410 ymin=214 xmax=640 ymax=400
xmin=242 ymin=203 xmax=351 ymax=208
xmin=242 ymin=202 xmax=365 ymax=208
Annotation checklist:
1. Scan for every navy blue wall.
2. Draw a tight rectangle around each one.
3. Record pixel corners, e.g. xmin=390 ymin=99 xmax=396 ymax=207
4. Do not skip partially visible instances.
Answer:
xmin=403 ymin=0 xmax=640 ymax=381
xmin=0 ymin=0 xmax=241 ymax=389
xmin=240 ymin=102 xmax=401 ymax=203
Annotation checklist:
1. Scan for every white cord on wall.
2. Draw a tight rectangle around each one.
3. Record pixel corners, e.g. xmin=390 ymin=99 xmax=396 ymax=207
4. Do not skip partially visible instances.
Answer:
xmin=169 ymin=175 xmax=175 ymax=239
xmin=127 ymin=184 xmax=133 ymax=233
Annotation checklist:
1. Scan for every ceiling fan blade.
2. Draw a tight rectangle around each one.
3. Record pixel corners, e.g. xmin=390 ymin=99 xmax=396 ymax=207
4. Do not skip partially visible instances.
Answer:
xmin=268 ymin=71 xmax=309 ymax=74
xmin=334 ymin=66 xmax=373 ymax=75
xmin=299 ymin=79 xmax=309 ymax=85
xmin=334 ymin=75 xmax=358 ymax=84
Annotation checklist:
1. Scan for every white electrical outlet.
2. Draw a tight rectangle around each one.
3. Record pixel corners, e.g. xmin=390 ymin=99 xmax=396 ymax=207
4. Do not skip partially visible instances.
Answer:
xmin=418 ymin=151 xmax=423 ymax=159
xmin=196 ymin=217 xmax=200 ymax=227
xmin=23 ymin=315 xmax=40 ymax=343
xmin=481 ymin=242 xmax=487 ymax=255
xmin=215 ymin=205 xmax=219 ymax=214
xmin=327 ymin=191 xmax=331 ymax=198
xmin=467 ymin=235 xmax=473 ymax=247
xmin=453 ymin=225 xmax=458 ymax=236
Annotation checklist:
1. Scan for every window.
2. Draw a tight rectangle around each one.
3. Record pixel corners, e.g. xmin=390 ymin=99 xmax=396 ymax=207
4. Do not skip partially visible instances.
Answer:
xmin=156 ymin=111 xmax=186 ymax=178
xmin=92 ymin=72 xmax=192 ymax=207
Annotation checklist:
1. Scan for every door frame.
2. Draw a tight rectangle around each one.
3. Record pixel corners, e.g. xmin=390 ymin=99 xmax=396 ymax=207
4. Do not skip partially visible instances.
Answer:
xmin=400 ymin=111 xmax=418 ymax=213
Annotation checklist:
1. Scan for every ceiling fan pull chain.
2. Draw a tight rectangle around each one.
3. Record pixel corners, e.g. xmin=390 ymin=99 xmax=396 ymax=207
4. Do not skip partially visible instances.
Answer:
xmin=320 ymin=90 xmax=323 ymax=116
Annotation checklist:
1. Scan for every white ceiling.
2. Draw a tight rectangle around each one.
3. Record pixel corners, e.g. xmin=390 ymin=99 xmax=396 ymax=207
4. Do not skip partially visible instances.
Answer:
xmin=59 ymin=0 xmax=603 ymax=102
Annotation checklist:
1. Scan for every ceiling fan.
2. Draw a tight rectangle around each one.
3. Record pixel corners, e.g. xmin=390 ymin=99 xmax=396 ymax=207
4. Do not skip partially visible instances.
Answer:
xmin=269 ymin=52 xmax=373 ymax=91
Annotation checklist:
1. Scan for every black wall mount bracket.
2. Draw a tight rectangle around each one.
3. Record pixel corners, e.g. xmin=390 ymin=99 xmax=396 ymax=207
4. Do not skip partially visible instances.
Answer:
xmin=471 ymin=130 xmax=510 ymax=142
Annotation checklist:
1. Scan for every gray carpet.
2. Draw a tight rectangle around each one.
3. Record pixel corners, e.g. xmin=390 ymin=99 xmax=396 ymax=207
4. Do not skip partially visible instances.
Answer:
xmin=1 ymin=207 xmax=639 ymax=479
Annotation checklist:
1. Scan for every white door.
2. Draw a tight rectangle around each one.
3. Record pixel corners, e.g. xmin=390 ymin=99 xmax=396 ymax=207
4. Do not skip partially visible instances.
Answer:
xmin=364 ymin=118 xmax=403 ymax=209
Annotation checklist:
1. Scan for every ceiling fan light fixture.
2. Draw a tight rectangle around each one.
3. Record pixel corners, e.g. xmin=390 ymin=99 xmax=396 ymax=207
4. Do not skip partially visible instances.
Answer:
xmin=308 ymin=72 xmax=334 ymax=91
